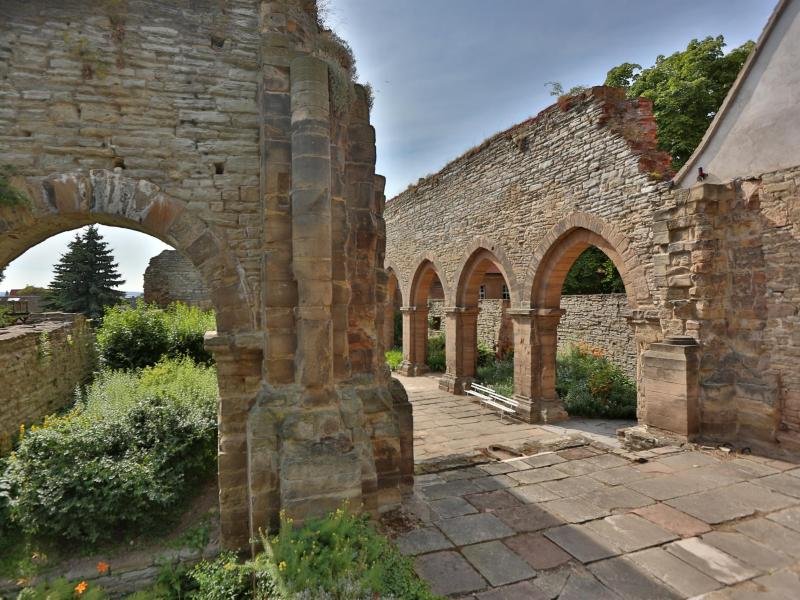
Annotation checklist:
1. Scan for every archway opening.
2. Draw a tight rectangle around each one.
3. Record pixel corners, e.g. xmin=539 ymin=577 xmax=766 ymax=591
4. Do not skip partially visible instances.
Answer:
xmin=401 ymin=260 xmax=445 ymax=376
xmin=384 ymin=269 xmax=404 ymax=371
xmin=0 ymin=222 xmax=223 ymax=566
xmin=533 ymin=231 xmax=639 ymax=423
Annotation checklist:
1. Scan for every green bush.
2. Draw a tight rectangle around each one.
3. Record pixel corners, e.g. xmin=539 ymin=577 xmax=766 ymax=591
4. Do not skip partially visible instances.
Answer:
xmin=393 ymin=310 xmax=403 ymax=348
xmin=97 ymin=302 xmax=216 ymax=371
xmin=385 ymin=347 xmax=403 ymax=371
xmin=269 ymin=508 xmax=438 ymax=599
xmin=556 ymin=344 xmax=637 ymax=419
xmin=426 ymin=334 xmax=446 ymax=372
xmin=3 ymin=359 xmax=218 ymax=545
xmin=476 ymin=356 xmax=514 ymax=397
xmin=16 ymin=578 xmax=107 ymax=600
xmin=477 ymin=342 xmax=495 ymax=368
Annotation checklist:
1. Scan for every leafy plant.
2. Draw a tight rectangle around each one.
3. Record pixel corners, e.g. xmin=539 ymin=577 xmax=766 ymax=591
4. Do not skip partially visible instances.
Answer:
xmin=16 ymin=578 xmax=106 ymax=600
xmin=426 ymin=334 xmax=446 ymax=372
xmin=476 ymin=356 xmax=514 ymax=397
xmin=3 ymin=359 xmax=217 ymax=545
xmin=385 ymin=347 xmax=403 ymax=371
xmin=562 ymin=247 xmax=624 ymax=295
xmin=0 ymin=165 xmax=29 ymax=207
xmin=605 ymin=36 xmax=754 ymax=169
xmin=556 ymin=344 xmax=637 ymax=418
xmin=477 ymin=341 xmax=495 ymax=369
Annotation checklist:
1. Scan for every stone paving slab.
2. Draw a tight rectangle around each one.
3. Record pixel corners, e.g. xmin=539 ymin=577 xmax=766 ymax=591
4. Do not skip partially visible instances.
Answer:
xmin=633 ymin=502 xmax=712 ymax=537
xmin=461 ymin=540 xmax=536 ymax=587
xmin=429 ymin=496 xmax=478 ymax=519
xmin=584 ymin=514 xmax=677 ymax=553
xmin=580 ymin=485 xmax=654 ymax=510
xmin=507 ymin=465 xmax=569 ymax=484
xmin=540 ymin=474 xmax=608 ymax=497
xmin=396 ymin=527 xmax=453 ymax=556
xmin=701 ymin=531 xmax=793 ymax=571
xmin=414 ymin=550 xmax=487 ymax=596
xmin=474 ymin=580 xmax=550 ymax=600
xmin=436 ymin=513 xmax=514 ymax=546
xmin=758 ymin=472 xmax=800 ymax=498
xmin=665 ymin=481 xmax=795 ymax=524
xmin=504 ymin=533 xmax=572 ymax=570
xmin=508 ymin=482 xmax=560 ymax=503
xmin=466 ymin=489 xmax=522 ymax=511
xmin=665 ymin=538 xmax=759 ymax=585
xmin=555 ymin=566 xmax=622 ymax=600
xmin=589 ymin=556 xmax=682 ymax=599
xmin=493 ymin=504 xmax=562 ymax=533
xmin=627 ymin=546 xmax=721 ymax=598
xmin=544 ymin=524 xmax=620 ymax=563
xmin=524 ymin=452 xmax=567 ymax=468
xmin=766 ymin=506 xmax=800 ymax=532
xmin=540 ymin=496 xmax=611 ymax=523
xmin=733 ymin=518 xmax=800 ymax=559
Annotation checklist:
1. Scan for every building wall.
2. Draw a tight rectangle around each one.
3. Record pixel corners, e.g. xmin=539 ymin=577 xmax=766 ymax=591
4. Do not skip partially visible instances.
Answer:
xmin=676 ymin=0 xmax=800 ymax=187
xmin=559 ymin=294 xmax=636 ymax=379
xmin=0 ymin=314 xmax=94 ymax=452
xmin=143 ymin=249 xmax=212 ymax=309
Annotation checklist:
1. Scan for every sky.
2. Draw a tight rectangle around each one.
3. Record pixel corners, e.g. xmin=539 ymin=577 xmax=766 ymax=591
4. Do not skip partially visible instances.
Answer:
xmin=2 ymin=0 xmax=775 ymax=292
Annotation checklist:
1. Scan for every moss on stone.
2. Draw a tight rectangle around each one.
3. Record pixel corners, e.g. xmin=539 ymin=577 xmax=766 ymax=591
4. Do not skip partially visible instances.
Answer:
xmin=0 ymin=166 xmax=28 ymax=207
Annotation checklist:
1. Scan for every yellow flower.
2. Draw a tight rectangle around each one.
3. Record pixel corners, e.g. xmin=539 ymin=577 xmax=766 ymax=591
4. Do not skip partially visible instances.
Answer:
xmin=278 ymin=561 xmax=287 ymax=571
xmin=74 ymin=581 xmax=89 ymax=596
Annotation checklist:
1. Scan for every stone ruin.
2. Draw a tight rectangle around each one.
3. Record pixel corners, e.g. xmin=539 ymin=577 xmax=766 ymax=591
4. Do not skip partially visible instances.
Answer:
xmin=0 ymin=0 xmax=412 ymax=549
xmin=143 ymin=249 xmax=212 ymax=309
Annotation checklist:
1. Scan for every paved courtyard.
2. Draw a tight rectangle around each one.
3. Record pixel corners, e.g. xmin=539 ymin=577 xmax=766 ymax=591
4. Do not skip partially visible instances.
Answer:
xmin=395 ymin=375 xmax=800 ymax=599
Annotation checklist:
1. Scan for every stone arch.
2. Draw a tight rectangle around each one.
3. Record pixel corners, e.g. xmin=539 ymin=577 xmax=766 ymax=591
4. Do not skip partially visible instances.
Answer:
xmin=1 ymin=169 xmax=260 ymax=547
xmin=383 ymin=266 xmax=403 ymax=350
xmin=524 ymin=212 xmax=649 ymax=308
xmin=454 ymin=239 xmax=521 ymax=307
xmin=408 ymin=252 xmax=450 ymax=306
xmin=1 ymin=170 xmax=256 ymax=331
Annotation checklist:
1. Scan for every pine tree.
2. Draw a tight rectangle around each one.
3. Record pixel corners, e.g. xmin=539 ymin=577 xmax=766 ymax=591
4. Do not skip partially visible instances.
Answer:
xmin=47 ymin=225 xmax=125 ymax=318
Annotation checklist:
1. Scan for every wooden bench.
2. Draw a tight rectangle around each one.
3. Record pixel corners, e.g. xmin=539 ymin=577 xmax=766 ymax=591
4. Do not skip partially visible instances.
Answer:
xmin=466 ymin=382 xmax=519 ymax=421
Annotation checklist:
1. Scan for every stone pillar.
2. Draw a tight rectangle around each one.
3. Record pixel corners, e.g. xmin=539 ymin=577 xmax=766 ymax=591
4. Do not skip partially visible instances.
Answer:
xmin=642 ymin=335 xmax=700 ymax=438
xmin=439 ymin=306 xmax=478 ymax=395
xmin=399 ymin=306 xmax=429 ymax=376
xmin=510 ymin=308 xmax=568 ymax=423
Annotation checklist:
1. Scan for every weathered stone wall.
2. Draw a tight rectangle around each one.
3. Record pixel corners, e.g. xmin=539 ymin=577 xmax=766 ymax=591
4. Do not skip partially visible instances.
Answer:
xmin=143 ymin=249 xmax=212 ymax=309
xmin=1 ymin=0 xmax=412 ymax=550
xmin=559 ymin=294 xmax=636 ymax=379
xmin=427 ymin=298 xmax=512 ymax=356
xmin=0 ymin=314 xmax=94 ymax=451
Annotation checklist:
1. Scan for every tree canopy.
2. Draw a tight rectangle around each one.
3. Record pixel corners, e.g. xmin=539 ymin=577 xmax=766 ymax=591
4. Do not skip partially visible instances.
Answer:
xmin=605 ymin=35 xmax=754 ymax=170
xmin=562 ymin=247 xmax=625 ymax=295
xmin=46 ymin=225 xmax=125 ymax=318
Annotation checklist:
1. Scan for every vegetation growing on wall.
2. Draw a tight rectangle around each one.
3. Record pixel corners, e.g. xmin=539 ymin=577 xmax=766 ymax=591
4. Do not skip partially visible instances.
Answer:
xmin=0 ymin=166 xmax=28 ymax=207
xmin=605 ymin=36 xmax=754 ymax=169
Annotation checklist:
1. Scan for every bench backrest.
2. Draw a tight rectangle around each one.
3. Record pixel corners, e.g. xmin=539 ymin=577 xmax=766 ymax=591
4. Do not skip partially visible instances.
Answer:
xmin=470 ymin=382 xmax=518 ymax=407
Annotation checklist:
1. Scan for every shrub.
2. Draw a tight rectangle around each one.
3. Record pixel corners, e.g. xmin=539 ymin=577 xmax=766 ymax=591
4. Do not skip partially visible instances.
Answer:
xmin=16 ymin=578 xmax=106 ymax=600
xmin=269 ymin=507 xmax=438 ymax=599
xmin=3 ymin=359 xmax=217 ymax=545
xmin=476 ymin=356 xmax=514 ymax=397
xmin=556 ymin=344 xmax=637 ymax=419
xmin=477 ymin=342 xmax=495 ymax=368
xmin=385 ymin=347 xmax=403 ymax=371
xmin=97 ymin=302 xmax=216 ymax=370
xmin=426 ymin=334 xmax=446 ymax=372
xmin=189 ymin=552 xmax=257 ymax=600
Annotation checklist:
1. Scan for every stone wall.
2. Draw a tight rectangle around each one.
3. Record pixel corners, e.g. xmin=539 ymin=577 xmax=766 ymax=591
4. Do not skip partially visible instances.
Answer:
xmin=0 ymin=314 xmax=94 ymax=451
xmin=427 ymin=299 xmax=512 ymax=356
xmin=0 ymin=0 xmax=412 ymax=550
xmin=559 ymin=294 xmax=636 ymax=379
xmin=143 ymin=249 xmax=212 ymax=309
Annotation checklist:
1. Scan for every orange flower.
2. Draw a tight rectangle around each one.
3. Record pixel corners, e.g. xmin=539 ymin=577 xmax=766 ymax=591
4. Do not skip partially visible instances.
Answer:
xmin=74 ymin=581 xmax=88 ymax=596
xmin=96 ymin=561 xmax=110 ymax=575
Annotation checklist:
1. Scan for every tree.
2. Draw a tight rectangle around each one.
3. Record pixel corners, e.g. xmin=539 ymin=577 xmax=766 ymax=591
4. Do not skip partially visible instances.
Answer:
xmin=47 ymin=225 xmax=125 ymax=318
xmin=562 ymin=247 xmax=625 ymax=295
xmin=605 ymin=36 xmax=754 ymax=169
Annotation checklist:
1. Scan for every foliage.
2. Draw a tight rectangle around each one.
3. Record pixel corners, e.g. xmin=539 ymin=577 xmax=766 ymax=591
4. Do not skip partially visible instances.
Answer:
xmin=476 ymin=341 xmax=495 ymax=369
xmin=0 ymin=165 xmax=29 ymax=207
xmin=605 ymin=36 xmax=754 ymax=169
xmin=3 ymin=359 xmax=217 ymax=545
xmin=385 ymin=347 xmax=403 ymax=371
xmin=562 ymin=247 xmax=625 ymax=295
xmin=393 ymin=310 xmax=403 ymax=348
xmin=46 ymin=225 xmax=125 ymax=318
xmin=556 ymin=344 xmax=637 ymax=419
xmin=97 ymin=302 xmax=216 ymax=370
xmin=545 ymin=81 xmax=588 ymax=97
xmin=476 ymin=356 xmax=514 ymax=397
xmin=426 ymin=334 xmax=446 ymax=372
xmin=269 ymin=507 xmax=438 ymax=599
xmin=12 ymin=285 xmax=49 ymax=296
xmin=16 ymin=578 xmax=106 ymax=600
xmin=190 ymin=551 xmax=278 ymax=600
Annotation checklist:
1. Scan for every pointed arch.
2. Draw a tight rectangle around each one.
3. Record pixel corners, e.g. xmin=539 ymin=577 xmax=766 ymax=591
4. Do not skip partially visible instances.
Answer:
xmin=408 ymin=253 xmax=449 ymax=306
xmin=454 ymin=238 xmax=520 ymax=307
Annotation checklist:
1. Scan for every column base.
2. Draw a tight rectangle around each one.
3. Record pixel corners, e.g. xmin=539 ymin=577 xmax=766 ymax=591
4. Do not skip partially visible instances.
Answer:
xmin=439 ymin=373 xmax=472 ymax=395
xmin=513 ymin=395 xmax=569 ymax=424
xmin=398 ymin=361 xmax=429 ymax=376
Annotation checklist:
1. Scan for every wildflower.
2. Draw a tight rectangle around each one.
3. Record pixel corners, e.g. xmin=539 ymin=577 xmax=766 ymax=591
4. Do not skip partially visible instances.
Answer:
xmin=74 ymin=581 xmax=89 ymax=596
xmin=278 ymin=561 xmax=287 ymax=572
xmin=96 ymin=561 xmax=110 ymax=575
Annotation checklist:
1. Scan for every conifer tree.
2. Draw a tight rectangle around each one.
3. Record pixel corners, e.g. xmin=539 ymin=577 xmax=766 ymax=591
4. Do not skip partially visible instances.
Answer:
xmin=47 ymin=225 xmax=125 ymax=318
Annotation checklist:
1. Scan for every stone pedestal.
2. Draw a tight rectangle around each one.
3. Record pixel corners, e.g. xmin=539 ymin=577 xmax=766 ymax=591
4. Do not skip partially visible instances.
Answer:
xmin=642 ymin=335 xmax=700 ymax=437
xmin=440 ymin=307 xmax=479 ymax=394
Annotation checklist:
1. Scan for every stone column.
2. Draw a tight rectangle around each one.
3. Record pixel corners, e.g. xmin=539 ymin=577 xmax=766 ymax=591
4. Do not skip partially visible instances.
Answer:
xmin=439 ymin=306 xmax=478 ymax=395
xmin=642 ymin=335 xmax=700 ymax=438
xmin=399 ymin=306 xmax=429 ymax=376
xmin=510 ymin=308 xmax=568 ymax=423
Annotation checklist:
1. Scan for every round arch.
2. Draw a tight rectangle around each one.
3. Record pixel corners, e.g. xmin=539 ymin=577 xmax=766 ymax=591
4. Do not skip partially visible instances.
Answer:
xmin=525 ymin=212 xmax=650 ymax=308
xmin=1 ymin=170 xmax=255 ymax=332
xmin=454 ymin=240 xmax=520 ymax=307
